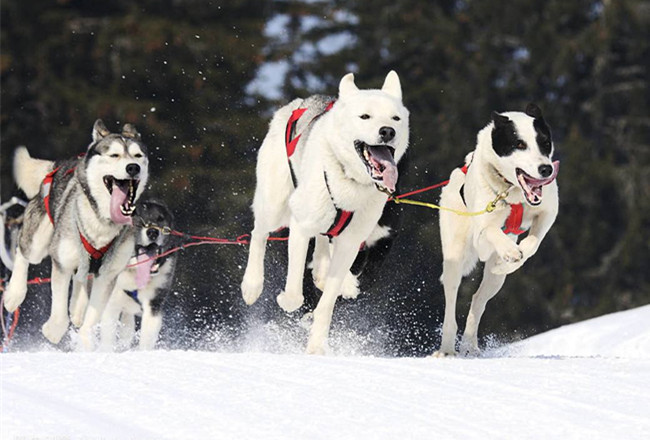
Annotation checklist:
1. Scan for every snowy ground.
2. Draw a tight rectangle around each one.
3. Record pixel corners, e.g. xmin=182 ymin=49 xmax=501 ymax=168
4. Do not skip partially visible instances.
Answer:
xmin=2 ymin=305 xmax=650 ymax=440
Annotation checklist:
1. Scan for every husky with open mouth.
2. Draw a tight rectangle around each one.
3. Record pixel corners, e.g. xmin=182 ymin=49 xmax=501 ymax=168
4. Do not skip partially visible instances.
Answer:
xmin=3 ymin=120 xmax=149 ymax=349
xmin=241 ymin=71 xmax=410 ymax=354
xmin=98 ymin=200 xmax=176 ymax=351
xmin=435 ymin=104 xmax=559 ymax=357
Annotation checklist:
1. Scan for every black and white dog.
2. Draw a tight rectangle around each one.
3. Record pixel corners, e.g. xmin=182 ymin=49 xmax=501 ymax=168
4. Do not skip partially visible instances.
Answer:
xmin=436 ymin=104 xmax=559 ymax=356
xmin=3 ymin=120 xmax=149 ymax=349
xmin=99 ymin=200 xmax=176 ymax=350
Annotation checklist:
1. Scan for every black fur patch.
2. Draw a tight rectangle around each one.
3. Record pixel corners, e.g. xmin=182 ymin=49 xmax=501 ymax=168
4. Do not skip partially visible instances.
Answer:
xmin=491 ymin=112 xmax=520 ymax=157
xmin=526 ymin=103 xmax=553 ymax=157
xmin=533 ymin=118 xmax=553 ymax=156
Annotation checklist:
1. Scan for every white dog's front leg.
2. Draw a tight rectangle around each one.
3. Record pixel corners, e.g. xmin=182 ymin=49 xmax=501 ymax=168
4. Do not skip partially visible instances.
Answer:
xmin=311 ymin=235 xmax=330 ymax=291
xmin=69 ymin=278 xmax=89 ymax=327
xmin=78 ymin=274 xmax=117 ymax=351
xmin=99 ymin=288 xmax=123 ymax=351
xmin=478 ymin=226 xmax=522 ymax=264
xmin=306 ymin=239 xmax=358 ymax=355
xmin=277 ymin=218 xmax=310 ymax=312
xmin=42 ymin=263 xmax=73 ymax=344
xmin=139 ymin=300 xmax=163 ymax=350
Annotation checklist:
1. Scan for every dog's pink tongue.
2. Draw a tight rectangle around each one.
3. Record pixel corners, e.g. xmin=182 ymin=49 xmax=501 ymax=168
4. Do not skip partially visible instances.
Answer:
xmin=368 ymin=146 xmax=398 ymax=193
xmin=110 ymin=184 xmax=132 ymax=225
xmin=135 ymin=253 xmax=154 ymax=289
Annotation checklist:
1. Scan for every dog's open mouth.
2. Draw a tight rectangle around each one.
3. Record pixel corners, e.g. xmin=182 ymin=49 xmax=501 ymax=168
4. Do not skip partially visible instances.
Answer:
xmin=103 ymin=176 xmax=138 ymax=224
xmin=516 ymin=161 xmax=559 ymax=206
xmin=134 ymin=245 xmax=162 ymax=289
xmin=354 ymin=141 xmax=398 ymax=193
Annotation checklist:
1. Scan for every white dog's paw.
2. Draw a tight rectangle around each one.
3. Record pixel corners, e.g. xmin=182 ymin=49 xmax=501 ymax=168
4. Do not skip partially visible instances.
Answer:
xmin=495 ymin=241 xmax=523 ymax=263
xmin=77 ymin=325 xmax=96 ymax=351
xmin=305 ymin=338 xmax=327 ymax=355
xmin=459 ymin=338 xmax=480 ymax=357
xmin=241 ymin=276 xmax=263 ymax=306
xmin=491 ymin=259 xmax=524 ymax=275
xmin=431 ymin=350 xmax=457 ymax=358
xmin=42 ymin=317 xmax=70 ymax=344
xmin=3 ymin=281 xmax=27 ymax=312
xmin=340 ymin=272 xmax=360 ymax=299
xmin=276 ymin=290 xmax=304 ymax=312
xmin=312 ymin=270 xmax=326 ymax=292
xmin=70 ymin=306 xmax=86 ymax=328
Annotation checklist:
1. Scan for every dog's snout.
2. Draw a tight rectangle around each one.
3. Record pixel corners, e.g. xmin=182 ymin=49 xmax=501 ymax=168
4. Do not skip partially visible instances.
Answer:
xmin=126 ymin=163 xmax=141 ymax=178
xmin=379 ymin=126 xmax=396 ymax=143
xmin=146 ymin=228 xmax=159 ymax=241
xmin=538 ymin=164 xmax=553 ymax=178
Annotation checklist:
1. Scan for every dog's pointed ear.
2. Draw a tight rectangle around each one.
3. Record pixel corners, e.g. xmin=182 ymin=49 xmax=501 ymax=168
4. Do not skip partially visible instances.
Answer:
xmin=92 ymin=119 xmax=110 ymax=142
xmin=339 ymin=73 xmax=359 ymax=98
xmin=525 ymin=103 xmax=544 ymax=120
xmin=381 ymin=70 xmax=402 ymax=100
xmin=491 ymin=111 xmax=510 ymax=128
xmin=122 ymin=123 xmax=141 ymax=140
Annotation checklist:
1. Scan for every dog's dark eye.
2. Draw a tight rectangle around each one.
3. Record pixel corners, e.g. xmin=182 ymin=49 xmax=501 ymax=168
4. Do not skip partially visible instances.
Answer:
xmin=110 ymin=154 xmax=120 ymax=158
xmin=359 ymin=114 xmax=370 ymax=120
xmin=516 ymin=140 xmax=527 ymax=149
xmin=134 ymin=153 xmax=143 ymax=158
xmin=392 ymin=116 xmax=401 ymax=121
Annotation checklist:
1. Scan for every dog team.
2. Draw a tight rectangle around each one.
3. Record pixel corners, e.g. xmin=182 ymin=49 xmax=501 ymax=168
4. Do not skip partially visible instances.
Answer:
xmin=2 ymin=71 xmax=559 ymax=356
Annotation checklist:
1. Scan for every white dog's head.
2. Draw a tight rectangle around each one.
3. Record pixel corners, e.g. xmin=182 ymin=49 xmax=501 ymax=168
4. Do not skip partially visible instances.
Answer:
xmin=329 ymin=71 xmax=409 ymax=194
xmin=82 ymin=120 xmax=150 ymax=225
xmin=489 ymin=104 xmax=559 ymax=206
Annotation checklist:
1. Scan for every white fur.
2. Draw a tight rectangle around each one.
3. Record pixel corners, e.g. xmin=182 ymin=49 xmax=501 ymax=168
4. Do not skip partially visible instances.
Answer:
xmin=242 ymin=71 xmax=409 ymax=354
xmin=13 ymin=147 xmax=54 ymax=199
xmin=435 ymin=112 xmax=559 ymax=357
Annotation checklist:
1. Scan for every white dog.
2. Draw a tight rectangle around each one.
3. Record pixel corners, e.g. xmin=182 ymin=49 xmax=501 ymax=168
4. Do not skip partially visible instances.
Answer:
xmin=241 ymin=71 xmax=410 ymax=354
xmin=436 ymin=104 xmax=559 ymax=356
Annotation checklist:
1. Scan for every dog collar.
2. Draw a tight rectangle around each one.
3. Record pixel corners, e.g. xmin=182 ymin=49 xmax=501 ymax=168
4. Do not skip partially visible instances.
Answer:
xmin=460 ymin=163 xmax=527 ymax=236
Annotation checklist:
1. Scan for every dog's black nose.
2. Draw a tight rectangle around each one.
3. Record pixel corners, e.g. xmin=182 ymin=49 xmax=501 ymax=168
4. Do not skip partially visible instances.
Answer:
xmin=379 ymin=126 xmax=396 ymax=143
xmin=126 ymin=163 xmax=141 ymax=178
xmin=538 ymin=164 xmax=553 ymax=178
xmin=146 ymin=228 xmax=159 ymax=241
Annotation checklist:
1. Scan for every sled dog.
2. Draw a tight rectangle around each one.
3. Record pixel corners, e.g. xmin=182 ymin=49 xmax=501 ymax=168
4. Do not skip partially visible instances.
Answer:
xmin=3 ymin=120 xmax=149 ymax=349
xmin=241 ymin=71 xmax=410 ymax=354
xmin=99 ymin=200 xmax=176 ymax=350
xmin=436 ymin=104 xmax=559 ymax=356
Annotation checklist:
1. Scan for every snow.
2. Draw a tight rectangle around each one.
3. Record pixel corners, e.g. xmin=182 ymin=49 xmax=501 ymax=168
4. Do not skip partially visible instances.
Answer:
xmin=3 ymin=306 xmax=650 ymax=439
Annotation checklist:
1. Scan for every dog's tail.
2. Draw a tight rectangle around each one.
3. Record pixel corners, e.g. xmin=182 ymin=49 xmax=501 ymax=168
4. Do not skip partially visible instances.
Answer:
xmin=13 ymin=146 xmax=55 ymax=199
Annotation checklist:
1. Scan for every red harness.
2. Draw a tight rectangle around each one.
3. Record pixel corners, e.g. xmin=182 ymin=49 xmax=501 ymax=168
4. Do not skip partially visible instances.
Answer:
xmin=42 ymin=165 xmax=113 ymax=266
xmin=460 ymin=165 xmax=527 ymax=236
xmin=285 ymin=100 xmax=354 ymax=238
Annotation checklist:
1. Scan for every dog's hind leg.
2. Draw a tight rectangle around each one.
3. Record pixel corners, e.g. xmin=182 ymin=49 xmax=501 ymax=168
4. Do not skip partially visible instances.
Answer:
xmin=41 ymin=263 xmax=72 ymax=344
xmin=3 ymin=249 xmax=30 ymax=312
xmin=435 ymin=258 xmax=464 ymax=356
xmin=277 ymin=218 xmax=310 ymax=312
xmin=241 ymin=222 xmax=271 ymax=305
xmin=4 ymin=210 xmax=53 ymax=312
xmin=306 ymin=239 xmax=359 ymax=355
xmin=459 ymin=256 xmax=506 ymax=356
xmin=99 ymin=288 xmax=123 ymax=351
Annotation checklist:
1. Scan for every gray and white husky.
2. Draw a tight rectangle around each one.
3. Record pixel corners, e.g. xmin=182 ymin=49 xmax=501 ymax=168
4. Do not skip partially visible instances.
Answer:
xmin=99 ymin=200 xmax=176 ymax=351
xmin=436 ymin=104 xmax=559 ymax=356
xmin=241 ymin=71 xmax=410 ymax=354
xmin=3 ymin=120 xmax=149 ymax=349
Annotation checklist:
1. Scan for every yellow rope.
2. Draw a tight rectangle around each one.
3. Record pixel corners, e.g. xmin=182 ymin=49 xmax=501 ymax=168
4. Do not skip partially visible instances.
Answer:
xmin=390 ymin=190 xmax=509 ymax=217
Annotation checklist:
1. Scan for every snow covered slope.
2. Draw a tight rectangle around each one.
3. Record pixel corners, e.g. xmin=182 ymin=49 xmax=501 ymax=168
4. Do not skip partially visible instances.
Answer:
xmin=2 ymin=306 xmax=650 ymax=440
